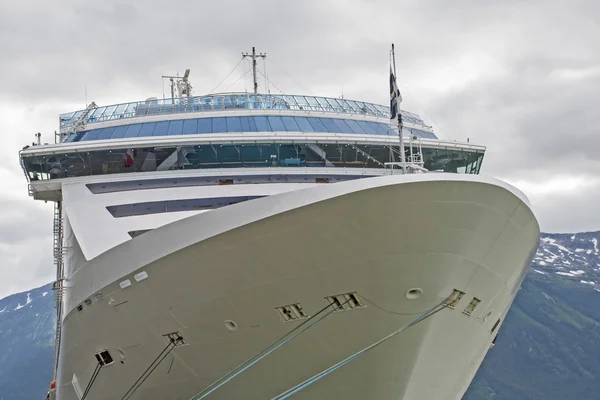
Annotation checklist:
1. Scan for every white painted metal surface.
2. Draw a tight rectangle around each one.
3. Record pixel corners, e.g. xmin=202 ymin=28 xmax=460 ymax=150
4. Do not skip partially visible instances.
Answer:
xmin=53 ymin=173 xmax=539 ymax=400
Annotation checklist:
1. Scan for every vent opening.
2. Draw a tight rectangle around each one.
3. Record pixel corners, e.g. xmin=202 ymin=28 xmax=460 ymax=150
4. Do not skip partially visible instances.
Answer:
xmin=325 ymin=292 xmax=365 ymax=312
xmin=95 ymin=350 xmax=114 ymax=366
xmin=491 ymin=318 xmax=501 ymax=333
xmin=275 ymin=303 xmax=308 ymax=322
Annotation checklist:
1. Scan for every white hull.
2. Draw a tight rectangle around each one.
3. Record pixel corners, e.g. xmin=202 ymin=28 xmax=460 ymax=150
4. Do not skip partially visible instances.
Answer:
xmin=55 ymin=173 xmax=539 ymax=400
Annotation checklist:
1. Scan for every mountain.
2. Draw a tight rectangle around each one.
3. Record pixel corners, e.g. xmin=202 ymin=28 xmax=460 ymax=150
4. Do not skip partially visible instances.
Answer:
xmin=464 ymin=231 xmax=600 ymax=399
xmin=0 ymin=233 xmax=599 ymax=399
xmin=0 ymin=283 xmax=55 ymax=400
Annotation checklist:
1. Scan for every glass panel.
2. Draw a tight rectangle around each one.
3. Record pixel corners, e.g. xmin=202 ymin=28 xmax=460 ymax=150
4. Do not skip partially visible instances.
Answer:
xmin=326 ymin=98 xmax=343 ymax=111
xmin=124 ymin=123 xmax=143 ymax=138
xmin=320 ymin=118 xmax=339 ymax=133
xmin=337 ymin=99 xmax=352 ymax=112
xmin=294 ymin=96 xmax=309 ymax=110
xmin=139 ymin=123 xmax=156 ymax=137
xmin=114 ymin=104 xmax=128 ymax=117
xmin=182 ymin=119 xmax=198 ymax=134
xmin=284 ymin=96 xmax=297 ymax=109
xmin=315 ymin=97 xmax=331 ymax=111
xmin=281 ymin=116 xmax=300 ymax=131
xmin=345 ymin=100 xmax=359 ymax=112
xmin=226 ymin=116 xmax=242 ymax=132
xmin=240 ymin=116 xmax=257 ymax=132
xmin=254 ymin=116 xmax=271 ymax=132
xmin=94 ymin=127 xmax=114 ymax=140
xmin=306 ymin=96 xmax=319 ymax=110
xmin=212 ymin=117 xmax=227 ymax=133
xmin=356 ymin=121 xmax=376 ymax=135
xmin=197 ymin=118 xmax=212 ymax=133
xmin=111 ymin=125 xmax=129 ymax=139
xmin=267 ymin=116 xmax=285 ymax=131
xmin=153 ymin=121 xmax=170 ymax=136
xmin=308 ymin=117 xmax=328 ymax=132
xmin=294 ymin=117 xmax=315 ymax=132
xmin=370 ymin=122 xmax=389 ymax=135
xmin=344 ymin=119 xmax=364 ymax=134
xmin=168 ymin=120 xmax=184 ymax=135
xmin=124 ymin=103 xmax=138 ymax=117
xmin=80 ymin=129 xmax=101 ymax=141
xmin=102 ymin=105 xmax=117 ymax=120
xmin=332 ymin=119 xmax=354 ymax=134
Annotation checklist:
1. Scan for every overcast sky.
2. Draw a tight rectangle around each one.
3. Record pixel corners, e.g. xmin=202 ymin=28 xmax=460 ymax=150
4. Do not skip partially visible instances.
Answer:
xmin=0 ymin=0 xmax=598 ymax=297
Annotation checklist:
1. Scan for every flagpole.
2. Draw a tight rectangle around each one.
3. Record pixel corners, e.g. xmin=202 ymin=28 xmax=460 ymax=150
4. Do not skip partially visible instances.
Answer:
xmin=391 ymin=43 xmax=407 ymax=174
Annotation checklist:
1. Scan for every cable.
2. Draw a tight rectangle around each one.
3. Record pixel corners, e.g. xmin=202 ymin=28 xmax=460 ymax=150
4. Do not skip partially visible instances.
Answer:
xmin=190 ymin=298 xmax=353 ymax=400
xmin=223 ymin=68 xmax=253 ymax=92
xmin=270 ymin=298 xmax=450 ymax=400
xmin=263 ymin=58 xmax=269 ymax=94
xmin=81 ymin=362 xmax=103 ymax=400
xmin=209 ymin=58 xmax=245 ymax=94
xmin=266 ymin=59 xmax=312 ymax=93
xmin=255 ymin=68 xmax=285 ymax=95
xmin=121 ymin=339 xmax=179 ymax=400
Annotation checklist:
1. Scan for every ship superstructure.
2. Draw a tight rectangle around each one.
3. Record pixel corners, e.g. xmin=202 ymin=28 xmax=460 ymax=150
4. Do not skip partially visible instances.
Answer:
xmin=21 ymin=50 xmax=539 ymax=400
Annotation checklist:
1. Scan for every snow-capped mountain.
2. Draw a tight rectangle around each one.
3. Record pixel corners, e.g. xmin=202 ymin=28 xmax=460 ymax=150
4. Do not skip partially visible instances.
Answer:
xmin=532 ymin=231 xmax=600 ymax=288
xmin=0 ymin=283 xmax=55 ymax=400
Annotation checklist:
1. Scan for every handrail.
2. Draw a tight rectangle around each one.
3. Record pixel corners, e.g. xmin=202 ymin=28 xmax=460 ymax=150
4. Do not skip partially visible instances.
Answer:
xmin=58 ymin=92 xmax=426 ymax=131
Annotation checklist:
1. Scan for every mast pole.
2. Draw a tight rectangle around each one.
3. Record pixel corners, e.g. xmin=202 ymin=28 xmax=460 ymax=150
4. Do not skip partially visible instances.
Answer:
xmin=391 ymin=43 xmax=407 ymax=174
xmin=243 ymin=47 xmax=267 ymax=95
xmin=252 ymin=47 xmax=258 ymax=94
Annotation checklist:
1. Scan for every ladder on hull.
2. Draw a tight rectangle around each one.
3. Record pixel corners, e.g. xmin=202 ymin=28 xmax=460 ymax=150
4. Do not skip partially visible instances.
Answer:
xmin=52 ymin=201 xmax=66 ymax=379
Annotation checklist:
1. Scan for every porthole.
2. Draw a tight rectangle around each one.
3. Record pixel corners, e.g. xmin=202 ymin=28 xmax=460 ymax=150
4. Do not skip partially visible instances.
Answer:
xmin=405 ymin=288 xmax=423 ymax=300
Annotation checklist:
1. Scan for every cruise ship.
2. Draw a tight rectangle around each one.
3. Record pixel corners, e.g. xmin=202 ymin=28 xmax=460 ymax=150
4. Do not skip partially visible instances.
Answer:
xmin=22 ymin=49 xmax=540 ymax=400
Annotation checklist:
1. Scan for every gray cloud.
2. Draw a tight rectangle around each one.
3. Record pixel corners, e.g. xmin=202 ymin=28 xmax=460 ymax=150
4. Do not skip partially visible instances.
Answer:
xmin=0 ymin=0 xmax=598 ymax=297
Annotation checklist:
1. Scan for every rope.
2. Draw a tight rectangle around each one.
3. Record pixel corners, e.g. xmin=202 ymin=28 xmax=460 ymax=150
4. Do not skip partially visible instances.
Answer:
xmin=209 ymin=58 xmax=245 ymax=94
xmin=81 ymin=362 xmax=103 ymax=400
xmin=189 ymin=299 xmax=352 ymax=400
xmin=270 ymin=297 xmax=450 ymax=400
xmin=121 ymin=339 xmax=179 ymax=400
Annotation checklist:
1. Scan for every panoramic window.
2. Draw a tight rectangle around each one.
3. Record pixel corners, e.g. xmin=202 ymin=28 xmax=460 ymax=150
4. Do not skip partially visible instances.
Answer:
xmin=22 ymin=142 xmax=483 ymax=181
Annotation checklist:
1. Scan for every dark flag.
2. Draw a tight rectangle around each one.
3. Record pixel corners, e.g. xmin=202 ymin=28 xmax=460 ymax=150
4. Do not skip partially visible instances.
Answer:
xmin=389 ymin=67 xmax=402 ymax=120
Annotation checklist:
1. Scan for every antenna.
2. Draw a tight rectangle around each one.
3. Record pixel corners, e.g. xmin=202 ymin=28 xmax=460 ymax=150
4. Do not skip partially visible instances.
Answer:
xmin=161 ymin=70 xmax=193 ymax=102
xmin=242 ymin=47 xmax=267 ymax=95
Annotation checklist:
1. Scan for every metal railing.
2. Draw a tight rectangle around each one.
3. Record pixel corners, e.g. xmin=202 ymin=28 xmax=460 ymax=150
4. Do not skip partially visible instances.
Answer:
xmin=58 ymin=93 xmax=425 ymax=130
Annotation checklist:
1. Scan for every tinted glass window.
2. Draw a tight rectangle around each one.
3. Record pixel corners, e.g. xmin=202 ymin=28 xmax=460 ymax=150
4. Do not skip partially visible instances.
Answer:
xmin=370 ymin=122 xmax=389 ymax=135
xmin=124 ymin=124 xmax=143 ymax=138
xmin=227 ymin=116 xmax=242 ymax=132
xmin=240 ymin=116 xmax=257 ymax=132
xmin=111 ymin=125 xmax=129 ymax=139
xmin=182 ymin=119 xmax=198 ymax=134
xmin=153 ymin=121 xmax=169 ymax=136
xmin=83 ymin=129 xmax=104 ymax=141
xmin=320 ymin=118 xmax=339 ymax=133
xmin=332 ymin=119 xmax=354 ymax=134
xmin=267 ymin=116 xmax=285 ymax=131
xmin=213 ymin=117 xmax=227 ymax=133
xmin=294 ymin=117 xmax=315 ymax=132
xmin=139 ymin=123 xmax=156 ymax=137
xmin=356 ymin=121 xmax=376 ymax=135
xmin=281 ymin=116 xmax=300 ymax=131
xmin=254 ymin=116 xmax=271 ymax=132
xmin=197 ymin=118 xmax=212 ymax=133
xmin=344 ymin=119 xmax=364 ymax=134
xmin=168 ymin=120 xmax=184 ymax=135
xmin=307 ymin=117 xmax=327 ymax=132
